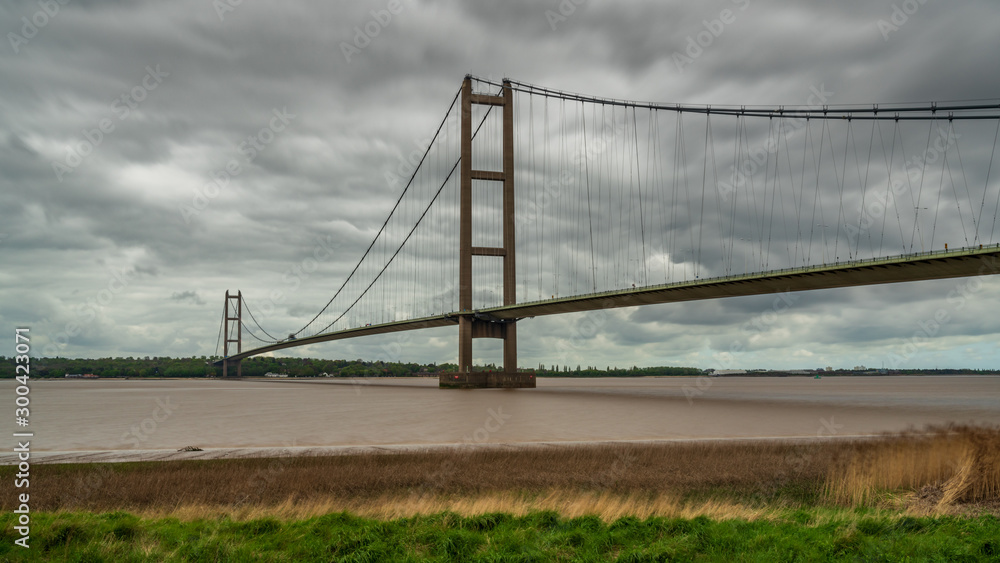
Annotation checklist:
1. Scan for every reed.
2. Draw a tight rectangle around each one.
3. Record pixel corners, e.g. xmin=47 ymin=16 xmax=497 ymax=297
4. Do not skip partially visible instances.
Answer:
xmin=137 ymin=491 xmax=779 ymax=523
xmin=824 ymin=425 xmax=1000 ymax=507
xmin=4 ymin=425 xmax=997 ymax=519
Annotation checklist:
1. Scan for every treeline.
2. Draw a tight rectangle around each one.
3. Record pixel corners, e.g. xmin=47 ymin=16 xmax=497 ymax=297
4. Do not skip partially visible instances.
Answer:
xmin=4 ymin=357 xmax=994 ymax=379
xmin=0 ymin=357 xmax=701 ymax=379
xmin=871 ymin=368 xmax=1000 ymax=375
xmin=0 ymin=356 xmax=445 ymax=379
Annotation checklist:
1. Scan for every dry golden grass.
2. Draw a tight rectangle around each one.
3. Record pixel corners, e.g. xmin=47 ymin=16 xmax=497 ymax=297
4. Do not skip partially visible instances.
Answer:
xmin=5 ymin=425 xmax=997 ymax=520
xmin=825 ymin=425 xmax=1000 ymax=510
xmin=939 ymin=426 xmax=1000 ymax=505
xmin=7 ymin=441 xmax=841 ymax=512
xmin=141 ymin=491 xmax=777 ymax=523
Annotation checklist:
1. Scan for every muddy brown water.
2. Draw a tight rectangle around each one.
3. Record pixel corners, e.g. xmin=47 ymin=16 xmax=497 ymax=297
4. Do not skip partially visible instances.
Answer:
xmin=3 ymin=376 xmax=998 ymax=463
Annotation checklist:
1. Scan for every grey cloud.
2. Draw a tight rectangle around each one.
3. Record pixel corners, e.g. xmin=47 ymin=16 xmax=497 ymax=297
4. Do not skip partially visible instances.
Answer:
xmin=169 ymin=290 xmax=206 ymax=305
xmin=2 ymin=0 xmax=998 ymax=368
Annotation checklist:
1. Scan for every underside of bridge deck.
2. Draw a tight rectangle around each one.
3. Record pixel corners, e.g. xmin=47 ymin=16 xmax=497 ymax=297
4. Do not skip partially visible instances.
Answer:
xmin=482 ymin=246 xmax=1000 ymax=320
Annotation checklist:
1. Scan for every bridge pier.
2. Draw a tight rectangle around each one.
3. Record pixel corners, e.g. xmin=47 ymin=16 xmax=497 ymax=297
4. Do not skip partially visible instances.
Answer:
xmin=222 ymin=358 xmax=242 ymax=378
xmin=439 ymin=369 xmax=535 ymax=389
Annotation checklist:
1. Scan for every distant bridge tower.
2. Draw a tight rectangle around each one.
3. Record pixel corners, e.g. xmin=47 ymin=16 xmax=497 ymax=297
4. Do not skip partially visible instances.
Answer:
xmin=445 ymin=76 xmax=534 ymax=388
xmin=223 ymin=290 xmax=242 ymax=378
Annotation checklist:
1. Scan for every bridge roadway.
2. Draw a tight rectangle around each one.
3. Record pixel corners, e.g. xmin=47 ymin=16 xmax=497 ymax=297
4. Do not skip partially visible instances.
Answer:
xmin=217 ymin=244 xmax=1000 ymax=364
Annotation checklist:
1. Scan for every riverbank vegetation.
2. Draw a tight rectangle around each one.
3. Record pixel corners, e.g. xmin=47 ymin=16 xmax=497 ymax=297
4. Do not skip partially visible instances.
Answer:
xmin=2 ymin=509 xmax=998 ymax=561
xmin=0 ymin=356 xmax=702 ymax=379
xmin=3 ymin=355 xmax=996 ymax=379
xmin=5 ymin=427 xmax=999 ymax=516
xmin=2 ymin=426 xmax=998 ymax=559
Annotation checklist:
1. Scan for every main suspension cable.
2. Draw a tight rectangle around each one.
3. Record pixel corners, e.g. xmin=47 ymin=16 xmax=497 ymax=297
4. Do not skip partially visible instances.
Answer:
xmin=291 ymin=85 xmax=463 ymax=338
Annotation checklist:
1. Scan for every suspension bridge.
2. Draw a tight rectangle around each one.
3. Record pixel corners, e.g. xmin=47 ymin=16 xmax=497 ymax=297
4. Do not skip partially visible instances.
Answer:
xmin=215 ymin=76 xmax=1000 ymax=387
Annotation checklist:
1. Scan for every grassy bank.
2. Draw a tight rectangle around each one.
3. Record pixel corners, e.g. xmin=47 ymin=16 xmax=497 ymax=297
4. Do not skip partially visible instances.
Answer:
xmin=3 ymin=426 xmax=998 ymax=560
xmin=2 ymin=509 xmax=999 ymax=561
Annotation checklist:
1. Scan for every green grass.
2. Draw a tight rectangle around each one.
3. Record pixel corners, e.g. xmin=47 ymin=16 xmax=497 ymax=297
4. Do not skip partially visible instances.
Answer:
xmin=2 ymin=509 xmax=999 ymax=562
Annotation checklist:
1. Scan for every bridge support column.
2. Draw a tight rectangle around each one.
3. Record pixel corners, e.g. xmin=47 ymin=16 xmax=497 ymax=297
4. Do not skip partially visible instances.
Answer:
xmin=447 ymin=76 xmax=532 ymax=388
xmin=222 ymin=290 xmax=242 ymax=378
xmin=503 ymin=323 xmax=516 ymax=378
xmin=222 ymin=358 xmax=242 ymax=379
xmin=458 ymin=316 xmax=473 ymax=374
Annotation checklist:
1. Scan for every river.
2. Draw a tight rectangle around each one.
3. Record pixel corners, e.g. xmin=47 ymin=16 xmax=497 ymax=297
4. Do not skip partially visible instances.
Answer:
xmin=3 ymin=376 xmax=998 ymax=463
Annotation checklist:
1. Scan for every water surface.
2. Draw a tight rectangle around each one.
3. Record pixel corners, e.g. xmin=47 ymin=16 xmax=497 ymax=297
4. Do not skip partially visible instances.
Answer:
xmin=4 ymin=376 xmax=998 ymax=461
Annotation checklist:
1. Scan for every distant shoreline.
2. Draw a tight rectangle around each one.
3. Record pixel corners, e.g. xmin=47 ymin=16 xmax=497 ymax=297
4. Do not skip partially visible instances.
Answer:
xmin=5 ymin=356 xmax=998 ymax=379
xmin=6 ymin=372 xmax=999 ymax=381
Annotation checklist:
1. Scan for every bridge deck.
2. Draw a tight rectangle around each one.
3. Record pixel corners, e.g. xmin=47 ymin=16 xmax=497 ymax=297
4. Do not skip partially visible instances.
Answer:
xmin=218 ymin=245 xmax=1000 ymax=363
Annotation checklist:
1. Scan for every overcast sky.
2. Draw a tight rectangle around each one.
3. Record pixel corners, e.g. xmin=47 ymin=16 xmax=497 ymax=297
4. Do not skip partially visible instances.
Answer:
xmin=2 ymin=0 xmax=1000 ymax=370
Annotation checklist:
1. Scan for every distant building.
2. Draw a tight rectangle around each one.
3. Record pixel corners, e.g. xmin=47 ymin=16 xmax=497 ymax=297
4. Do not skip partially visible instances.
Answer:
xmin=853 ymin=365 xmax=866 ymax=371
xmin=825 ymin=366 xmax=834 ymax=372
xmin=65 ymin=373 xmax=98 ymax=379
xmin=712 ymin=369 xmax=747 ymax=376
xmin=264 ymin=372 xmax=288 ymax=378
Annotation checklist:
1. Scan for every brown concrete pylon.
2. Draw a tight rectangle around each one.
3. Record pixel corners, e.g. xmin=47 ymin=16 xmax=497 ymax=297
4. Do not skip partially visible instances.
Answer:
xmin=222 ymin=290 xmax=242 ymax=378
xmin=445 ymin=76 xmax=534 ymax=388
